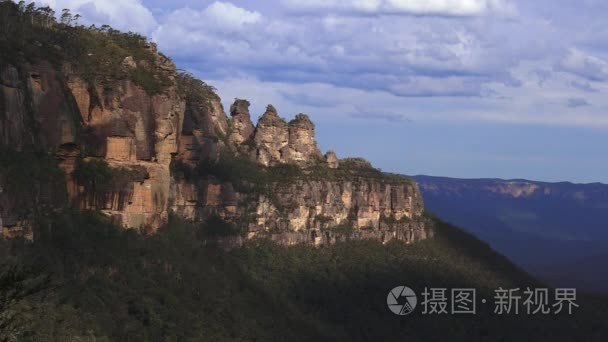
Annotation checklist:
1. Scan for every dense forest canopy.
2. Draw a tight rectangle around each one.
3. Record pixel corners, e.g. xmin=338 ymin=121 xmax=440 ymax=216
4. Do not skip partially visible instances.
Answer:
xmin=0 ymin=210 xmax=605 ymax=341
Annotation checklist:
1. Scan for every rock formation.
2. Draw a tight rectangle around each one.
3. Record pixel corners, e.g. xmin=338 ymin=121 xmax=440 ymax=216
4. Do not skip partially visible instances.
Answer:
xmin=246 ymin=105 xmax=323 ymax=167
xmin=253 ymin=105 xmax=290 ymax=166
xmin=0 ymin=15 xmax=432 ymax=244
xmin=228 ymin=99 xmax=255 ymax=146
xmin=287 ymin=114 xmax=322 ymax=166
xmin=325 ymin=151 xmax=340 ymax=169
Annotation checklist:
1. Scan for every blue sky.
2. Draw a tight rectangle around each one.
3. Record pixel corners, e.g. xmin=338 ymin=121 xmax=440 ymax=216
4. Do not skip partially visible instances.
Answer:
xmin=34 ymin=0 xmax=608 ymax=183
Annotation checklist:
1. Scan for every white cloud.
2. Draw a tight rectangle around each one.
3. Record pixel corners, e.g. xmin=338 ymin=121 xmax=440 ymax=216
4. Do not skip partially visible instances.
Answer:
xmin=25 ymin=0 xmax=608 ymax=129
xmin=384 ymin=0 xmax=513 ymax=16
xmin=32 ymin=0 xmax=157 ymax=34
xmin=204 ymin=2 xmax=262 ymax=30
xmin=152 ymin=1 xmax=262 ymax=46
xmin=152 ymin=4 xmax=529 ymax=101
xmin=556 ymin=49 xmax=608 ymax=81
xmin=281 ymin=0 xmax=515 ymax=16
xmin=207 ymin=61 xmax=608 ymax=129
xmin=388 ymin=76 xmax=490 ymax=97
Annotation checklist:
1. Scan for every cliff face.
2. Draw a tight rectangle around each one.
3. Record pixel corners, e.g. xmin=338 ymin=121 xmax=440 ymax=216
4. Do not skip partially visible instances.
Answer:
xmin=171 ymin=175 xmax=429 ymax=246
xmin=0 ymin=9 xmax=431 ymax=244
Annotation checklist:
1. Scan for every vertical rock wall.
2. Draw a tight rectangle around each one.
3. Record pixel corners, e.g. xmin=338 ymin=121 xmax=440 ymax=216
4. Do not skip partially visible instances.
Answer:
xmin=0 ymin=54 xmax=432 ymax=244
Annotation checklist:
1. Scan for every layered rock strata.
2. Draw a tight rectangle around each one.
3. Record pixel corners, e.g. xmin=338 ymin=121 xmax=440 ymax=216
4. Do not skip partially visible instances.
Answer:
xmin=0 ymin=49 xmax=431 ymax=244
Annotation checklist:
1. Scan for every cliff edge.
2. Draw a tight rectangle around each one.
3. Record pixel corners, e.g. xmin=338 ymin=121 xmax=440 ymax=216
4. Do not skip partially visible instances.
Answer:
xmin=0 ymin=2 xmax=431 ymax=245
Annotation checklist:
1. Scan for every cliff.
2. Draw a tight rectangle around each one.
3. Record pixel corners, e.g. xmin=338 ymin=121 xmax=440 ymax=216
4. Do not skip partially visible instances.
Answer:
xmin=0 ymin=2 xmax=431 ymax=244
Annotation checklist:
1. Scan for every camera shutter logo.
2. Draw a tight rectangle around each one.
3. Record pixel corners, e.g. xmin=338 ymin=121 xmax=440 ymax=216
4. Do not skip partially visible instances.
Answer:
xmin=387 ymin=286 xmax=418 ymax=315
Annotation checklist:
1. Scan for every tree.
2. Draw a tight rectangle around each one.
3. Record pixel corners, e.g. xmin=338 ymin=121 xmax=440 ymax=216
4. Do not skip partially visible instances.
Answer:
xmin=60 ymin=8 xmax=72 ymax=25
xmin=0 ymin=260 xmax=52 ymax=341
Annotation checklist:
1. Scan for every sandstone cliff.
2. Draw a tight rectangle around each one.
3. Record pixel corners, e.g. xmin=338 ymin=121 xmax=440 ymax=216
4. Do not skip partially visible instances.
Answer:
xmin=0 ymin=2 xmax=431 ymax=244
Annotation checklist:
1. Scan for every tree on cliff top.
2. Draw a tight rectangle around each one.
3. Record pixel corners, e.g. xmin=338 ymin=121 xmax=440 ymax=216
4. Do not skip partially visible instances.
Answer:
xmin=0 ymin=1 xmax=172 ymax=94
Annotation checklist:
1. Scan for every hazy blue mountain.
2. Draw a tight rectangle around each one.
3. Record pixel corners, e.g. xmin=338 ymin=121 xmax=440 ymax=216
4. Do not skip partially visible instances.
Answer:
xmin=413 ymin=175 xmax=608 ymax=294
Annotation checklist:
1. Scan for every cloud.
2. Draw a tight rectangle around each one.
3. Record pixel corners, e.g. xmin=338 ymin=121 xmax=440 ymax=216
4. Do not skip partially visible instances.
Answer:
xmin=153 ymin=2 xmax=261 ymax=36
xmin=281 ymin=0 xmax=515 ymax=17
xmin=350 ymin=111 xmax=412 ymax=122
xmin=31 ymin=0 xmax=608 ymax=128
xmin=278 ymin=90 xmax=338 ymax=108
xmin=33 ymin=0 xmax=157 ymax=34
xmin=387 ymin=76 xmax=492 ymax=97
xmin=556 ymin=49 xmax=608 ymax=81
xmin=203 ymin=2 xmax=262 ymax=30
xmin=152 ymin=1 xmax=528 ymax=100
xmin=567 ymin=98 xmax=590 ymax=108
xmin=568 ymin=80 xmax=597 ymax=93
xmin=531 ymin=69 xmax=551 ymax=87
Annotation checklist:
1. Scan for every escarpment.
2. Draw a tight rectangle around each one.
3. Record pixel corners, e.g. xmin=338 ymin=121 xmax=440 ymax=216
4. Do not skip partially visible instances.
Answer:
xmin=0 ymin=3 xmax=431 ymax=244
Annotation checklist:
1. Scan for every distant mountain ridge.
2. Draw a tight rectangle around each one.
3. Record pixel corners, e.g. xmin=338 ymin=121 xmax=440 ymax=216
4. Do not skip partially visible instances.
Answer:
xmin=413 ymin=175 xmax=608 ymax=294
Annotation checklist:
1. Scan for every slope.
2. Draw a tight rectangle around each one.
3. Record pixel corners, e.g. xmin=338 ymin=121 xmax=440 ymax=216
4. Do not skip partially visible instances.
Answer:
xmin=0 ymin=210 xmax=605 ymax=341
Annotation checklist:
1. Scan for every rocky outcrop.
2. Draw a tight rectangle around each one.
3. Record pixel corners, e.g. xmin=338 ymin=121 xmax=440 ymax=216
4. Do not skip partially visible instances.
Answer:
xmin=171 ymin=175 xmax=431 ymax=245
xmin=179 ymin=77 xmax=229 ymax=164
xmin=0 ymin=54 xmax=188 ymax=231
xmin=325 ymin=151 xmax=339 ymax=169
xmin=65 ymin=71 xmax=184 ymax=230
xmin=0 ymin=31 xmax=432 ymax=245
xmin=0 ymin=64 xmax=30 ymax=150
xmin=253 ymin=105 xmax=290 ymax=166
xmin=258 ymin=180 xmax=421 ymax=230
xmin=287 ymin=114 xmax=322 ymax=166
xmin=228 ymin=99 xmax=255 ymax=146
xmin=0 ymin=62 xmax=80 ymax=151
xmin=249 ymin=104 xmax=322 ymax=167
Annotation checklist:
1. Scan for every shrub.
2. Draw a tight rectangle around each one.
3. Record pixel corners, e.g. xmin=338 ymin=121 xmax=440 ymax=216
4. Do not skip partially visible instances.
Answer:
xmin=192 ymin=153 xmax=306 ymax=194
xmin=0 ymin=148 xmax=67 ymax=216
xmin=323 ymin=223 xmax=354 ymax=235
xmin=381 ymin=214 xmax=410 ymax=225
xmin=73 ymin=158 xmax=147 ymax=193
xmin=199 ymin=214 xmax=246 ymax=237
xmin=170 ymin=159 xmax=196 ymax=181
xmin=129 ymin=66 xmax=171 ymax=95
xmin=315 ymin=215 xmax=334 ymax=225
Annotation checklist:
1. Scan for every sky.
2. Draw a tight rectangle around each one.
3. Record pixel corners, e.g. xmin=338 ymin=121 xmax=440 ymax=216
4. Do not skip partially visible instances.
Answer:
xmin=31 ymin=0 xmax=608 ymax=183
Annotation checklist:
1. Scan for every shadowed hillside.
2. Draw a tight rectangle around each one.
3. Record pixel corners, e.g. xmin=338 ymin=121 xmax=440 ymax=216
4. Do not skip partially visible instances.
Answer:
xmin=0 ymin=210 xmax=605 ymax=341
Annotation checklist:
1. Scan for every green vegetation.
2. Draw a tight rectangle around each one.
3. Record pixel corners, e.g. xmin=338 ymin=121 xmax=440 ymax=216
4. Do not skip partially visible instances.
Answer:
xmin=177 ymin=72 xmax=220 ymax=109
xmin=169 ymin=159 xmax=197 ymax=181
xmin=72 ymin=158 xmax=147 ymax=194
xmin=0 ymin=210 xmax=605 ymax=341
xmin=128 ymin=66 xmax=171 ymax=95
xmin=0 ymin=83 xmax=4 ymax=120
xmin=173 ymin=151 xmax=414 ymax=199
xmin=321 ymin=223 xmax=354 ymax=235
xmin=172 ymin=152 xmax=415 ymax=224
xmin=199 ymin=213 xmax=247 ymax=237
xmin=0 ymin=258 xmax=51 ymax=342
xmin=0 ymin=147 xmax=66 ymax=217
xmin=0 ymin=1 xmax=171 ymax=94
xmin=173 ymin=154 xmax=304 ymax=194
xmin=305 ymin=159 xmax=415 ymax=184
xmin=381 ymin=213 xmax=411 ymax=225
